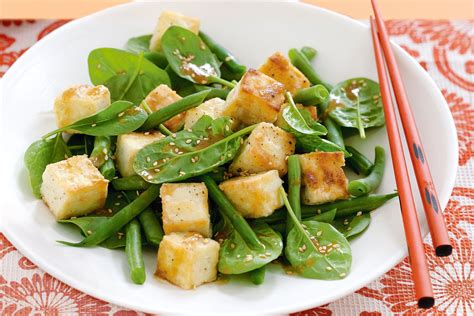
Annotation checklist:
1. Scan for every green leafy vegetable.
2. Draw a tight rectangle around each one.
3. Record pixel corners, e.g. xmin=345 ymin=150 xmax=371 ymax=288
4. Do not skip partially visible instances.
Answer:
xmin=126 ymin=34 xmax=152 ymax=53
xmin=161 ymin=26 xmax=234 ymax=88
xmin=43 ymin=101 xmax=147 ymax=138
xmin=282 ymin=92 xmax=327 ymax=135
xmin=24 ymin=134 xmax=70 ymax=198
xmin=66 ymin=134 xmax=94 ymax=156
xmin=88 ymin=48 xmax=170 ymax=104
xmin=218 ymin=222 xmax=283 ymax=274
xmin=281 ymin=188 xmax=352 ymax=279
xmin=328 ymin=78 xmax=384 ymax=138
xmin=333 ymin=213 xmax=371 ymax=239
xmin=135 ymin=116 xmax=254 ymax=184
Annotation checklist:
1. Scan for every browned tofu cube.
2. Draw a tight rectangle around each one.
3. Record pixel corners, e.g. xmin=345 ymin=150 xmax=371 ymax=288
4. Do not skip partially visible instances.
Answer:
xmin=222 ymin=69 xmax=286 ymax=125
xmin=229 ymin=122 xmax=295 ymax=177
xmin=258 ymin=52 xmax=310 ymax=94
xmin=298 ymin=152 xmax=349 ymax=205
xmin=160 ymin=183 xmax=211 ymax=237
xmin=144 ymin=84 xmax=184 ymax=132
xmin=156 ymin=232 xmax=219 ymax=290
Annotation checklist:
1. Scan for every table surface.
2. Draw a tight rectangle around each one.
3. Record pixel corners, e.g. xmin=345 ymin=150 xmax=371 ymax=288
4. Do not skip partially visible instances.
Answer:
xmin=0 ymin=19 xmax=473 ymax=315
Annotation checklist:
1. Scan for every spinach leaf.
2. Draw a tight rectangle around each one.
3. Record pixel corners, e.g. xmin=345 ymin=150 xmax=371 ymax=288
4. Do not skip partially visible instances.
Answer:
xmin=134 ymin=116 xmax=253 ymax=184
xmin=296 ymin=134 xmax=349 ymax=157
xmin=281 ymin=188 xmax=352 ymax=279
xmin=328 ymin=78 xmax=384 ymax=138
xmin=88 ymin=48 xmax=170 ymax=104
xmin=282 ymin=93 xmax=327 ymax=136
xmin=126 ymin=34 xmax=151 ymax=53
xmin=161 ymin=26 xmax=233 ymax=88
xmin=305 ymin=208 xmax=337 ymax=223
xmin=24 ymin=133 xmax=70 ymax=198
xmin=333 ymin=213 xmax=371 ymax=239
xmin=218 ymin=222 xmax=283 ymax=274
xmin=43 ymin=101 xmax=147 ymax=138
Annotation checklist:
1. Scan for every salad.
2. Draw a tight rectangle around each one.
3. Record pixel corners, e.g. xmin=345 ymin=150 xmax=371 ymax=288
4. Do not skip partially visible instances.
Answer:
xmin=24 ymin=11 xmax=397 ymax=290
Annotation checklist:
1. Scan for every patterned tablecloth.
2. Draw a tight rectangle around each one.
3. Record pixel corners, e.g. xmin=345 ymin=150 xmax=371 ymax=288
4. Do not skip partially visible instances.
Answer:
xmin=0 ymin=19 xmax=472 ymax=315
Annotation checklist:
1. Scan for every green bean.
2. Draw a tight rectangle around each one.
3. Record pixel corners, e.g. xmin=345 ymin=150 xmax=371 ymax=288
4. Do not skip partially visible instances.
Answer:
xmin=201 ymin=175 xmax=263 ymax=249
xmin=348 ymin=146 xmax=385 ymax=197
xmin=287 ymin=155 xmax=301 ymax=234
xmin=99 ymin=158 xmax=115 ymax=181
xmin=125 ymin=219 xmax=146 ymax=284
xmin=112 ymin=175 xmax=152 ymax=191
xmin=194 ymin=85 xmax=230 ymax=100
xmin=301 ymin=46 xmax=317 ymax=61
xmin=293 ymin=85 xmax=329 ymax=106
xmin=302 ymin=192 xmax=398 ymax=219
xmin=58 ymin=185 xmax=161 ymax=247
xmin=141 ymin=90 xmax=210 ymax=130
xmin=346 ymin=146 xmax=374 ymax=176
xmin=249 ymin=266 xmax=266 ymax=285
xmin=264 ymin=193 xmax=398 ymax=223
xmin=89 ymin=136 xmax=111 ymax=168
xmin=319 ymin=101 xmax=346 ymax=150
xmin=138 ymin=207 xmax=163 ymax=247
xmin=199 ymin=31 xmax=246 ymax=76
xmin=305 ymin=208 xmax=337 ymax=223
xmin=143 ymin=51 xmax=168 ymax=69
xmin=288 ymin=48 xmax=332 ymax=91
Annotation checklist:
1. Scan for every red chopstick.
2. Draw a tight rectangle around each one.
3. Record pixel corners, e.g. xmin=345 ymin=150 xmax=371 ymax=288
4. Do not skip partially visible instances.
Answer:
xmin=371 ymin=0 xmax=452 ymax=257
xmin=370 ymin=17 xmax=434 ymax=309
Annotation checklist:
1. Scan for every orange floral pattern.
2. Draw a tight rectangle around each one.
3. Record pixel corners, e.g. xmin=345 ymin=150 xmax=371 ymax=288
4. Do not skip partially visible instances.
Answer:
xmin=1 ymin=19 xmax=473 ymax=315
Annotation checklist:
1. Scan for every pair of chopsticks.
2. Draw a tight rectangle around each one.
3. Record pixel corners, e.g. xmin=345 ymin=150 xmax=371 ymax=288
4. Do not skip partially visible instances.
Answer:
xmin=369 ymin=0 xmax=452 ymax=309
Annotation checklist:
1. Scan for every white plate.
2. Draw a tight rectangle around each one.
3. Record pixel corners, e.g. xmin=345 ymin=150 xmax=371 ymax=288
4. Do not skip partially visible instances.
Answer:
xmin=0 ymin=1 xmax=458 ymax=314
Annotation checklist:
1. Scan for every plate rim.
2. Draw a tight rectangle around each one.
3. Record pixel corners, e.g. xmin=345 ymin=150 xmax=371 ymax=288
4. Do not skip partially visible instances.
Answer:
xmin=0 ymin=1 xmax=459 ymax=314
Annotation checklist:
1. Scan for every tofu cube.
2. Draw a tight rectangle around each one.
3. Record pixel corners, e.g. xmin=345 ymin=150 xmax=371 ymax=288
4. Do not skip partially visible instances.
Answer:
xmin=115 ymin=132 xmax=165 ymax=177
xmin=156 ymin=232 xmax=219 ymax=290
xmin=149 ymin=11 xmax=200 ymax=51
xmin=219 ymin=170 xmax=283 ymax=218
xmin=223 ymin=69 xmax=286 ymax=125
xmin=258 ymin=52 xmax=310 ymax=94
xmin=160 ymin=183 xmax=211 ymax=237
xmin=229 ymin=122 xmax=295 ymax=176
xmin=54 ymin=84 xmax=110 ymax=130
xmin=183 ymin=98 xmax=235 ymax=130
xmin=144 ymin=84 xmax=184 ymax=132
xmin=298 ymin=152 xmax=349 ymax=205
xmin=40 ymin=155 xmax=108 ymax=220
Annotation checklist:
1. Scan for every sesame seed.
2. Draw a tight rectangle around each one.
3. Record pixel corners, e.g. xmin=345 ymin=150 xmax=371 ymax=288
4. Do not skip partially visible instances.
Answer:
xmin=347 ymin=227 xmax=352 ymax=231
xmin=146 ymin=157 xmax=151 ymax=162
xmin=118 ymin=112 xmax=125 ymax=117
xmin=102 ymin=148 xmax=108 ymax=154
xmin=104 ymin=155 xmax=109 ymax=161
xmin=298 ymin=244 xmax=307 ymax=253
xmin=108 ymin=209 xmax=113 ymax=214
xmin=196 ymin=140 xmax=201 ymax=145
xmin=179 ymin=171 xmax=186 ymax=176
xmin=316 ymin=231 xmax=322 ymax=237
xmin=259 ymin=254 xmax=266 ymax=258
xmin=87 ymin=230 xmax=92 ymax=235
xmin=351 ymin=80 xmax=356 ymax=85
xmin=174 ymin=148 xmax=179 ymax=153
xmin=339 ymin=272 xmax=346 ymax=277
xmin=356 ymin=211 xmax=363 ymax=216
xmin=114 ymin=202 xmax=121 ymax=206
xmin=91 ymin=123 xmax=97 ymax=127
xmin=317 ymin=209 xmax=322 ymax=214
xmin=144 ymin=132 xmax=150 ymax=135
xmin=230 ymin=243 xmax=235 ymax=249
xmin=225 ymin=125 xmax=230 ymax=132
xmin=147 ymin=175 xmax=153 ymax=180
xmin=227 ymin=153 xmax=232 ymax=158
xmin=185 ymin=139 xmax=192 ymax=144
xmin=265 ymin=252 xmax=271 ymax=256
xmin=172 ymin=133 xmax=177 ymax=138
xmin=225 ymin=56 xmax=233 ymax=62
xmin=153 ymin=161 xmax=158 ymax=166
xmin=169 ymin=142 xmax=175 ymax=146
xmin=333 ymin=243 xmax=340 ymax=248
xmin=154 ymin=168 xmax=160 ymax=173
xmin=244 ymin=255 xmax=253 ymax=262
xmin=326 ymin=266 xmax=332 ymax=271
xmin=178 ymin=151 xmax=184 ymax=155
xmin=343 ymin=219 xmax=350 ymax=225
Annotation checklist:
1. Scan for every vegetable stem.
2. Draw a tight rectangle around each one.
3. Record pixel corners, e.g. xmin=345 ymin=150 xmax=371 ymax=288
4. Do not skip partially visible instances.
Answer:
xmin=209 ymin=75 xmax=236 ymax=89
xmin=202 ymin=175 xmax=263 ymax=250
xmin=158 ymin=124 xmax=173 ymax=136
xmin=356 ymin=96 xmax=366 ymax=139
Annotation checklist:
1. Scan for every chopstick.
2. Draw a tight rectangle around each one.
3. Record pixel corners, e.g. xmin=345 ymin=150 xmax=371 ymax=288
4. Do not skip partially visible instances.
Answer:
xmin=371 ymin=0 xmax=452 ymax=257
xmin=369 ymin=17 xmax=434 ymax=309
